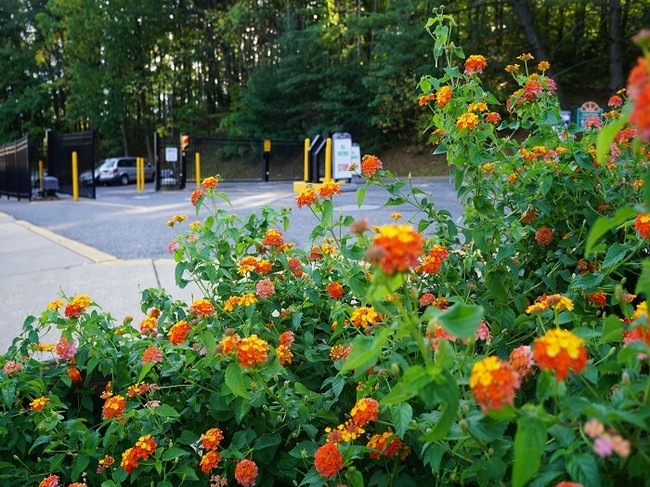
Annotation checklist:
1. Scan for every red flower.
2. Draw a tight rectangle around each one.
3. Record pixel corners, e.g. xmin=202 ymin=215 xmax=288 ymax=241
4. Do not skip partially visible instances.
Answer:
xmin=635 ymin=213 xmax=650 ymax=239
xmin=535 ymin=227 xmax=553 ymax=246
xmin=191 ymin=189 xmax=205 ymax=206
xmin=485 ymin=111 xmax=501 ymax=124
xmin=608 ymin=95 xmax=623 ymax=107
xmin=279 ymin=331 xmax=295 ymax=348
xmin=327 ymin=282 xmax=344 ymax=299
xmin=314 ymin=443 xmax=344 ymax=478
xmin=235 ymin=459 xmax=258 ymax=487
xmin=630 ymin=83 xmax=650 ymax=141
xmin=67 ymin=367 xmax=82 ymax=385
xmin=38 ymin=475 xmax=60 ymax=487
xmin=585 ymin=291 xmax=607 ymax=308
xmin=350 ymin=397 xmax=379 ymax=426
xmin=366 ymin=430 xmax=405 ymax=459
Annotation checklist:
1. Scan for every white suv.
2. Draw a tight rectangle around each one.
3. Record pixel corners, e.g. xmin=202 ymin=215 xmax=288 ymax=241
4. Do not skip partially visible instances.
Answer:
xmin=97 ymin=157 xmax=155 ymax=185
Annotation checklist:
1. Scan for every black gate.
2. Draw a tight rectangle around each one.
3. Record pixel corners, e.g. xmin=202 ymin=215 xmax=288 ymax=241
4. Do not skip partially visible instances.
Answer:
xmin=46 ymin=130 xmax=96 ymax=198
xmin=0 ymin=135 xmax=32 ymax=201
xmin=155 ymin=133 xmax=303 ymax=189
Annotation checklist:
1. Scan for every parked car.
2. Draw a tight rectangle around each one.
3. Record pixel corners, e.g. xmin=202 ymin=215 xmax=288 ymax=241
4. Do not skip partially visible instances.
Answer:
xmin=97 ymin=157 xmax=155 ymax=185
xmin=79 ymin=162 xmax=103 ymax=186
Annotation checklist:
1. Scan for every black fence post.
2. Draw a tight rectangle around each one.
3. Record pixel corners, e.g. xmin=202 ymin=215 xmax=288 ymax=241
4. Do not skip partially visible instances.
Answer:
xmin=263 ymin=139 xmax=271 ymax=182
xmin=154 ymin=132 xmax=160 ymax=192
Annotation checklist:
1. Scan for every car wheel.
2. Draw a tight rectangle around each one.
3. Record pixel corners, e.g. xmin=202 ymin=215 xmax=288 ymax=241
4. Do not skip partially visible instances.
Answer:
xmin=120 ymin=174 xmax=129 ymax=185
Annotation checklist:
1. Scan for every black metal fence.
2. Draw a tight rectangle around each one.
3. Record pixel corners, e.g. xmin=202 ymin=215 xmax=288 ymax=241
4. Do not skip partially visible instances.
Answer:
xmin=46 ymin=130 xmax=96 ymax=198
xmin=0 ymin=136 xmax=32 ymax=201
xmin=155 ymin=134 xmax=303 ymax=189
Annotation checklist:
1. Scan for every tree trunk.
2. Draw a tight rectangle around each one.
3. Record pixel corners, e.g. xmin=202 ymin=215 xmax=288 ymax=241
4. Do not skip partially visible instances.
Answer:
xmin=608 ymin=0 xmax=625 ymax=90
xmin=509 ymin=0 xmax=569 ymax=109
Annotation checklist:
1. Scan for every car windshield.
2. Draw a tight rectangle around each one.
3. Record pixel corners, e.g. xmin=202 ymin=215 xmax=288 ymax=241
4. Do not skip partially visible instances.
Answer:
xmin=99 ymin=159 xmax=118 ymax=168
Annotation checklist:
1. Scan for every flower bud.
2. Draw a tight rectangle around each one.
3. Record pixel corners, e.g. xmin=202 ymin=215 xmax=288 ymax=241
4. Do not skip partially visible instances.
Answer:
xmin=225 ymin=327 xmax=235 ymax=336
xmin=390 ymin=363 xmax=401 ymax=378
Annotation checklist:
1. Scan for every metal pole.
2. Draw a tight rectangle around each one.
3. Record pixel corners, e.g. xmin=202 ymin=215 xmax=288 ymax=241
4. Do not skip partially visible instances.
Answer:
xmin=303 ymin=138 xmax=310 ymax=182
xmin=72 ymin=151 xmax=78 ymax=201
xmin=325 ymin=138 xmax=332 ymax=182
xmin=38 ymin=160 xmax=44 ymax=192
xmin=195 ymin=152 xmax=201 ymax=189
xmin=154 ymin=132 xmax=160 ymax=192
xmin=263 ymin=139 xmax=271 ymax=183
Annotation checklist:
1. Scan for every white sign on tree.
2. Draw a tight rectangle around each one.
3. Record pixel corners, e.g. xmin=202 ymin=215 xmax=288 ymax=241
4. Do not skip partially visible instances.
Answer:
xmin=332 ymin=133 xmax=353 ymax=180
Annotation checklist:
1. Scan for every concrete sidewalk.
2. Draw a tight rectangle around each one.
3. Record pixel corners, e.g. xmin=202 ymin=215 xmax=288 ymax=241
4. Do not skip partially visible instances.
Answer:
xmin=0 ymin=211 xmax=199 ymax=353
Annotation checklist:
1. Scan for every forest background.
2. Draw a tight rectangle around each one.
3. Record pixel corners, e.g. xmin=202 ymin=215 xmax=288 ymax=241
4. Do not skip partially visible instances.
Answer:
xmin=2 ymin=0 xmax=649 ymax=176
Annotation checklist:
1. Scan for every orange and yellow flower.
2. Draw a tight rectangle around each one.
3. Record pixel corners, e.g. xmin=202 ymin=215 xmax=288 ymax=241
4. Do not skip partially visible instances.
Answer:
xmin=469 ymin=356 xmax=520 ymax=413
xmin=200 ymin=450 xmax=221 ymax=473
xmin=102 ymin=394 xmax=126 ymax=420
xmin=262 ymin=229 xmax=284 ymax=248
xmin=319 ymin=181 xmax=342 ymax=198
xmin=47 ymin=299 xmax=64 ymax=310
xmin=635 ymin=213 xmax=650 ymax=239
xmin=369 ymin=224 xmax=424 ymax=275
xmin=366 ymin=430 xmax=408 ymax=460
xmin=350 ymin=306 xmax=380 ymax=328
xmin=464 ymin=54 xmax=487 ymax=75
xmin=361 ymin=155 xmax=383 ymax=177
xmin=350 ymin=397 xmax=379 ymax=426
xmin=142 ymin=346 xmax=163 ymax=364
xmin=67 ymin=367 xmax=82 ymax=385
xmin=326 ymin=282 xmax=344 ymax=299
xmin=533 ymin=328 xmax=588 ymax=381
xmin=29 ymin=396 xmax=49 ymax=412
xmin=64 ymin=294 xmax=91 ymax=318
xmin=168 ymin=320 xmax=191 ymax=345
xmin=38 ymin=475 xmax=59 ymax=487
xmin=201 ymin=176 xmax=218 ymax=189
xmin=436 ymin=86 xmax=452 ymax=108
xmin=276 ymin=344 xmax=293 ymax=365
xmin=238 ymin=256 xmax=258 ymax=274
xmin=417 ymin=245 xmax=449 ymax=274
xmin=535 ymin=227 xmax=553 ymax=246
xmin=237 ymin=335 xmax=269 ymax=367
xmin=456 ymin=112 xmax=480 ymax=130
xmin=314 ymin=443 xmax=344 ymax=478
xmin=296 ymin=188 xmax=318 ymax=208
xmin=191 ymin=298 xmax=215 ymax=318
xmin=202 ymin=428 xmax=224 ymax=451
xmin=191 ymin=189 xmax=205 ymax=206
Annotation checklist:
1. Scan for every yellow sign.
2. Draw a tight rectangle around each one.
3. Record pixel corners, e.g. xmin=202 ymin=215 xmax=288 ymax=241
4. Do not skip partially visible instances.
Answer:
xmin=264 ymin=139 xmax=271 ymax=152
xmin=181 ymin=134 xmax=190 ymax=151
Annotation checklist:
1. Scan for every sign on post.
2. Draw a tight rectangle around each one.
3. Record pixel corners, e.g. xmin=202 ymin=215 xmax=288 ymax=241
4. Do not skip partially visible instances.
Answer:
xmin=332 ymin=133 xmax=353 ymax=180
xmin=576 ymin=101 xmax=602 ymax=128
xmin=165 ymin=147 xmax=178 ymax=162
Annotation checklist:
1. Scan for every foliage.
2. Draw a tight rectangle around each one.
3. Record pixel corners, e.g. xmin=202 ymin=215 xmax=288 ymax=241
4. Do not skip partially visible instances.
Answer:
xmin=2 ymin=11 xmax=650 ymax=487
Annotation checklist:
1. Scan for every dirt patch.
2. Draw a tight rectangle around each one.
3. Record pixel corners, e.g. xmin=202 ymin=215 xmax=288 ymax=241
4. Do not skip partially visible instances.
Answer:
xmin=376 ymin=143 xmax=449 ymax=177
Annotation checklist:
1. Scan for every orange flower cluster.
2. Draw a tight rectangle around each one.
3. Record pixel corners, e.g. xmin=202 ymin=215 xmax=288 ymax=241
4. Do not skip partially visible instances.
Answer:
xmin=224 ymin=293 xmax=258 ymax=312
xmin=234 ymin=458 xmax=259 ymax=487
xmin=535 ymin=227 xmax=553 ymax=246
xmin=585 ymin=291 xmax=607 ymax=308
xmin=533 ymin=328 xmax=588 ymax=380
xmin=102 ymin=394 xmax=126 ymax=420
xmin=314 ymin=442 xmax=344 ymax=478
xmin=262 ymin=229 xmax=284 ymax=248
xmin=2 ymin=360 xmax=23 ymax=376
xmin=166 ymin=214 xmax=187 ymax=227
xmin=456 ymin=112 xmax=479 ymax=130
xmin=64 ymin=294 xmax=91 ymax=318
xmin=469 ymin=356 xmax=521 ymax=413
xmin=326 ymin=420 xmax=365 ymax=443
xmin=191 ymin=298 xmax=215 ymax=318
xmin=369 ymin=224 xmax=424 ymax=274
xmin=96 ymin=455 xmax=115 ymax=474
xmin=191 ymin=189 xmax=205 ymax=206
xmin=320 ymin=181 xmax=342 ymax=198
xmin=418 ymin=93 xmax=436 ymax=106
xmin=237 ymin=335 xmax=269 ymax=367
xmin=464 ymin=54 xmax=487 ymax=75
xmin=436 ymin=86 xmax=452 ymax=108
xmin=38 ymin=475 xmax=59 ymax=487
xmin=485 ymin=112 xmax=501 ymax=124
xmin=417 ymin=245 xmax=449 ymax=274
xmin=67 ymin=367 xmax=82 ymax=385
xmin=200 ymin=450 xmax=221 ymax=474
xmin=350 ymin=397 xmax=379 ymax=426
xmin=627 ymin=55 xmax=650 ymax=141
xmin=296 ymin=188 xmax=318 ymax=208
xmin=238 ymin=255 xmax=257 ymax=274
xmin=526 ymin=294 xmax=574 ymax=314
xmin=537 ymin=60 xmax=550 ymax=71
xmin=635 ymin=213 xmax=650 ymax=239
xmin=361 ymin=154 xmax=383 ymax=177
xmin=419 ymin=293 xmax=448 ymax=308
xmin=219 ymin=332 xmax=241 ymax=355
xmin=255 ymin=259 xmax=272 ymax=274
xmin=120 ymin=434 xmax=157 ymax=474
xmin=367 ymin=430 xmax=410 ymax=460
xmin=168 ymin=320 xmax=191 ymax=345
xmin=275 ymin=344 xmax=293 ymax=365
xmin=330 ymin=344 xmax=351 ymax=361
xmin=326 ymin=282 xmax=344 ymax=299
xmin=142 ymin=346 xmax=163 ymax=364
xmin=139 ymin=316 xmax=157 ymax=336
xmin=350 ymin=306 xmax=380 ymax=328
xmin=126 ymin=381 xmax=158 ymax=397
xmin=623 ymin=302 xmax=650 ymax=356
xmin=30 ymin=396 xmax=49 ymax=412
xmin=201 ymin=176 xmax=219 ymax=189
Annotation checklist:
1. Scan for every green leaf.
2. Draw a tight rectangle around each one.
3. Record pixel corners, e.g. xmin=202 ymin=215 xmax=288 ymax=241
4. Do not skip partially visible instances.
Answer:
xmin=419 ymin=370 xmax=458 ymax=441
xmin=596 ymin=115 xmax=627 ymax=165
xmin=138 ymin=363 xmax=153 ymax=382
xmin=584 ymin=207 xmax=636 ymax=256
xmin=155 ymin=404 xmax=180 ymax=418
xmin=201 ymin=330 xmax=216 ymax=359
xmin=346 ymin=466 xmax=365 ymax=487
xmin=390 ymin=403 xmax=413 ymax=438
xmin=635 ymin=260 xmax=650 ymax=298
xmin=340 ymin=328 xmax=392 ymax=374
xmin=367 ymin=271 xmax=407 ymax=301
xmin=382 ymin=366 xmax=431 ymax=405
xmin=424 ymin=303 xmax=483 ymax=339
xmin=162 ymin=447 xmax=189 ymax=461
xmin=225 ymin=362 xmax=250 ymax=399
xmin=599 ymin=315 xmax=623 ymax=344
xmin=357 ymin=185 xmax=368 ymax=208
xmin=567 ymin=453 xmax=601 ymax=487
xmin=321 ymin=199 xmax=333 ymax=226
xmin=601 ymin=243 xmax=628 ymax=270
xmin=512 ymin=413 xmax=547 ymax=487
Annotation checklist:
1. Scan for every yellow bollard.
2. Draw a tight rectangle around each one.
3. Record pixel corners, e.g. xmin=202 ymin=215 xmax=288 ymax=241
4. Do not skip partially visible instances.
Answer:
xmin=195 ymin=152 xmax=201 ymax=189
xmin=138 ymin=157 xmax=144 ymax=192
xmin=38 ymin=160 xmax=44 ymax=192
xmin=136 ymin=158 xmax=140 ymax=192
xmin=325 ymin=138 xmax=332 ymax=182
xmin=303 ymin=138 xmax=310 ymax=182
xmin=72 ymin=151 xmax=78 ymax=201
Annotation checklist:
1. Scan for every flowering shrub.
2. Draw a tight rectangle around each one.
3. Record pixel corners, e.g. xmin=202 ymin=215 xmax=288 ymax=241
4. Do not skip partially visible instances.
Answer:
xmin=1 ymin=11 xmax=650 ymax=487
